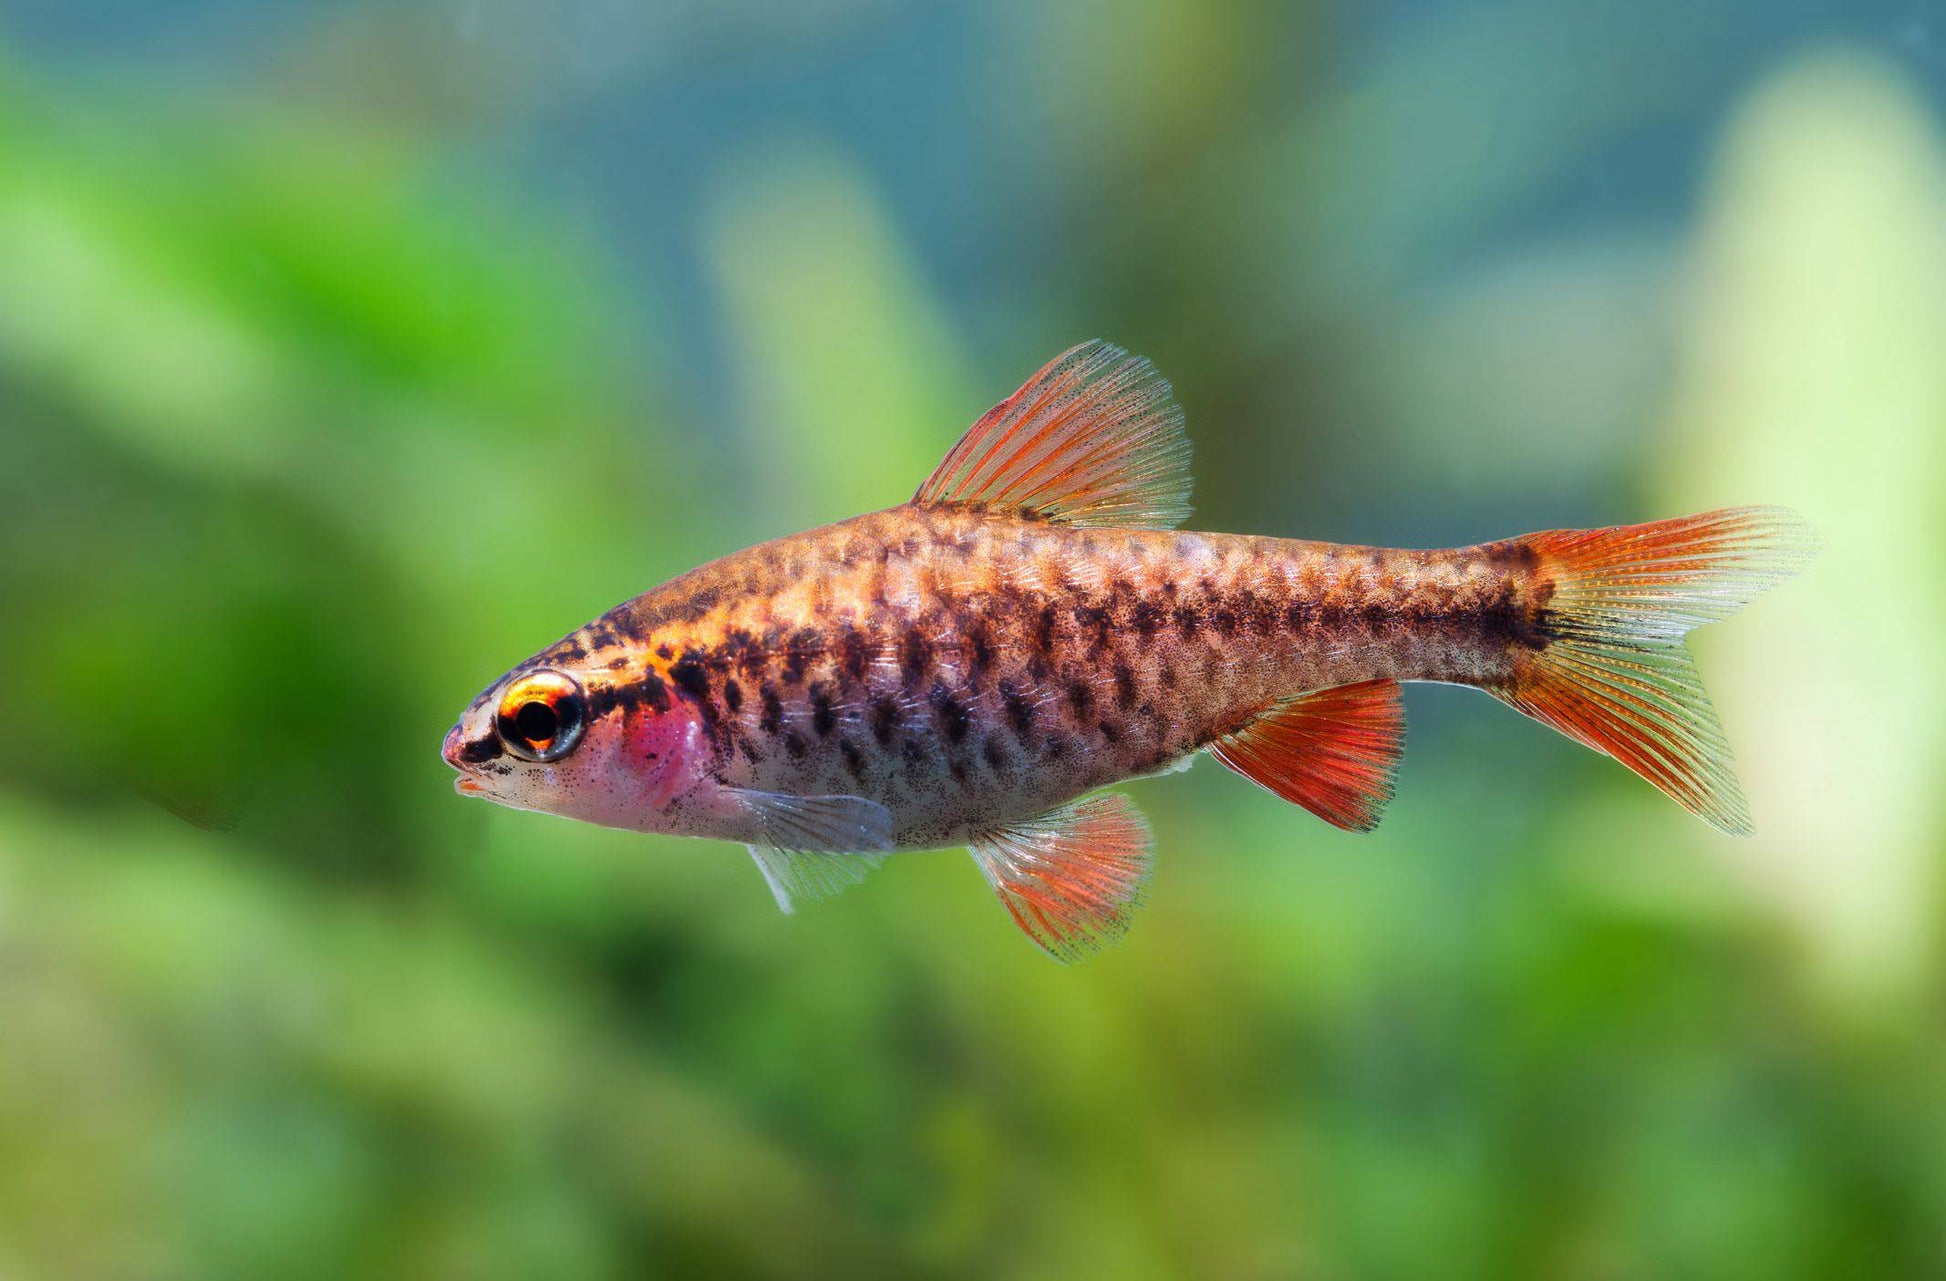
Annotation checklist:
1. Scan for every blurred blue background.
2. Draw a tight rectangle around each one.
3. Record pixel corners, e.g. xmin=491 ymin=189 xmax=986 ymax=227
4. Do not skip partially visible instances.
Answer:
xmin=2 ymin=2 xmax=1943 ymax=1276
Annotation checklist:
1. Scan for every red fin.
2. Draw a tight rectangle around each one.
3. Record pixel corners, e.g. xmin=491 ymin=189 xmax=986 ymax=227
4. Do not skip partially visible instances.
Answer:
xmin=914 ymin=340 xmax=1192 ymax=529
xmin=1208 ymin=681 xmax=1405 ymax=833
xmin=1498 ymin=506 xmax=1817 ymax=835
xmin=969 ymin=793 xmax=1153 ymax=962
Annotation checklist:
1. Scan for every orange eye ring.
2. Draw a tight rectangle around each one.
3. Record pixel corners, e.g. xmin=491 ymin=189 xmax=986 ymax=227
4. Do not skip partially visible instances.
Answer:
xmin=495 ymin=669 xmax=587 ymax=763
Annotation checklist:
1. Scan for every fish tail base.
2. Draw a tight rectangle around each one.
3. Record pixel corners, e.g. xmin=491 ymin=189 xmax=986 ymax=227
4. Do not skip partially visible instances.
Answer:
xmin=1492 ymin=506 xmax=1817 ymax=834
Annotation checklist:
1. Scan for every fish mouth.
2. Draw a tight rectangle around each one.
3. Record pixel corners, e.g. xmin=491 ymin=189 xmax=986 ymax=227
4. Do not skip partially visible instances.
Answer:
xmin=443 ymin=720 xmax=503 ymax=799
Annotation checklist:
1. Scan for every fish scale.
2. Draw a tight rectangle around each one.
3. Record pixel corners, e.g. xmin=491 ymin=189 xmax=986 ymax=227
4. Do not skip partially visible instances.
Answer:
xmin=534 ymin=505 xmax=1543 ymax=848
xmin=444 ymin=339 xmax=1815 ymax=960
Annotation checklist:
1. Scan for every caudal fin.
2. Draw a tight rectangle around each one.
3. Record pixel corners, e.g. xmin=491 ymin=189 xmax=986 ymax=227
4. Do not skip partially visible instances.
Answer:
xmin=1494 ymin=506 xmax=1817 ymax=834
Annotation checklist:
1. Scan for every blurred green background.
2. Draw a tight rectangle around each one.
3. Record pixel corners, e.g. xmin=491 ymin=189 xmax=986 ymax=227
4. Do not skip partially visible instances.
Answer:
xmin=2 ymin=1 xmax=1943 ymax=1277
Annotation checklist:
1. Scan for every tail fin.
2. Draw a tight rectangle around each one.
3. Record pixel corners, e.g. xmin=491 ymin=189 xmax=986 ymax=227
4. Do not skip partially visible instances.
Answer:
xmin=1493 ymin=506 xmax=1818 ymax=834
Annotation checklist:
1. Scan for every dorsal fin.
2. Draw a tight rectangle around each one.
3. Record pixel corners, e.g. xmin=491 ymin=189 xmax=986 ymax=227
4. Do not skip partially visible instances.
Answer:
xmin=1207 ymin=681 xmax=1406 ymax=833
xmin=914 ymin=340 xmax=1193 ymax=529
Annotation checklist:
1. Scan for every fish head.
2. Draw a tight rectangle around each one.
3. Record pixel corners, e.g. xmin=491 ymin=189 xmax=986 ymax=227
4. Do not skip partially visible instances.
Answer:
xmin=442 ymin=656 xmax=709 ymax=831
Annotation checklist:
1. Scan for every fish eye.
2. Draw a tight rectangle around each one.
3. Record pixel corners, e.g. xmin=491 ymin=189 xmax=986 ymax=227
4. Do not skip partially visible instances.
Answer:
xmin=495 ymin=670 xmax=586 ymax=763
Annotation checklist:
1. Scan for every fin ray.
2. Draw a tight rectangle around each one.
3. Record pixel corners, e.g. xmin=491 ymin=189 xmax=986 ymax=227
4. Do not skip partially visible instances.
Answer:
xmin=914 ymin=340 xmax=1192 ymax=529
xmin=731 ymin=789 xmax=895 ymax=914
xmin=726 ymin=786 xmax=895 ymax=853
xmin=968 ymin=792 xmax=1153 ymax=962
xmin=748 ymin=843 xmax=889 ymax=914
xmin=1495 ymin=506 xmax=1817 ymax=834
xmin=1207 ymin=680 xmax=1405 ymax=832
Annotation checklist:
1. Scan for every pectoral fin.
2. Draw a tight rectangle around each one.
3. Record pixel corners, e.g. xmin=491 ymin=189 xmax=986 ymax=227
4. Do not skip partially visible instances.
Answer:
xmin=968 ymin=792 xmax=1153 ymax=962
xmin=748 ymin=844 xmax=890 ymax=914
xmin=726 ymin=787 xmax=896 ymax=914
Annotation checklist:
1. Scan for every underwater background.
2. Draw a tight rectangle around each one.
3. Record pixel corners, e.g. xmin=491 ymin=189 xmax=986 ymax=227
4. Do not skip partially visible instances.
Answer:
xmin=2 ymin=1 xmax=1943 ymax=1276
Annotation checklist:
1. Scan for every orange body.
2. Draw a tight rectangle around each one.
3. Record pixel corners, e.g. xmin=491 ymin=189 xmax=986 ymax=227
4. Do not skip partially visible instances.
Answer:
xmin=531 ymin=506 xmax=1543 ymax=848
xmin=443 ymin=340 xmax=1812 ymax=959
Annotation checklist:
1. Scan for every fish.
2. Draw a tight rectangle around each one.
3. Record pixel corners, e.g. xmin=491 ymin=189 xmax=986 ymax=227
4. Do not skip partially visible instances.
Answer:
xmin=443 ymin=341 xmax=1816 ymax=960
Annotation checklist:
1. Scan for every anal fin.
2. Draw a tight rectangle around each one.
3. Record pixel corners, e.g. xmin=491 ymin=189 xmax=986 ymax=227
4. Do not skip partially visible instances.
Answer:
xmin=1207 ymin=680 xmax=1405 ymax=832
xmin=969 ymin=792 xmax=1153 ymax=962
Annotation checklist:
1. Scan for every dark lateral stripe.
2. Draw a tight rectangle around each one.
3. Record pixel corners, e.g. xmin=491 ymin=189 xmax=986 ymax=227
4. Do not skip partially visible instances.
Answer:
xmin=929 ymin=682 xmax=970 ymax=743
xmin=871 ymin=695 xmax=900 ymax=745
xmin=781 ymin=628 xmax=819 ymax=684
xmin=722 ymin=628 xmax=766 ymax=672
xmin=967 ymin=622 xmax=994 ymax=672
xmin=584 ymin=670 xmax=670 ymax=720
xmin=810 ymin=684 xmax=837 ymax=737
xmin=667 ymin=654 xmax=720 ymax=742
xmin=982 ymin=736 xmax=1009 ymax=773
xmin=838 ymin=629 xmax=871 ymax=683
xmin=458 ymin=735 xmax=501 ymax=764
xmin=669 ymin=654 xmax=711 ymax=699
xmin=1000 ymin=679 xmax=1034 ymax=735
xmin=1074 ymin=604 xmax=1113 ymax=654
xmin=899 ymin=628 xmax=930 ymax=682
xmin=1034 ymin=605 xmax=1059 ymax=651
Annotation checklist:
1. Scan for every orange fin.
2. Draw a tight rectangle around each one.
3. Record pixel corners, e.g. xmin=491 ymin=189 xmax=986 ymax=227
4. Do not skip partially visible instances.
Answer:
xmin=914 ymin=340 xmax=1192 ymax=529
xmin=969 ymin=792 xmax=1153 ymax=962
xmin=1497 ymin=506 xmax=1818 ymax=835
xmin=1207 ymin=680 xmax=1405 ymax=833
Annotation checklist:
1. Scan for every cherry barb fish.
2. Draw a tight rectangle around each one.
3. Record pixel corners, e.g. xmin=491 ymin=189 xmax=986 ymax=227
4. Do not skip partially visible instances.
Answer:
xmin=443 ymin=341 xmax=1814 ymax=960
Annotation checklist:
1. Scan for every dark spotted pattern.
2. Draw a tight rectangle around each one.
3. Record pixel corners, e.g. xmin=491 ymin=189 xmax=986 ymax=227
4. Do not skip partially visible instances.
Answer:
xmin=524 ymin=505 xmax=1551 ymax=847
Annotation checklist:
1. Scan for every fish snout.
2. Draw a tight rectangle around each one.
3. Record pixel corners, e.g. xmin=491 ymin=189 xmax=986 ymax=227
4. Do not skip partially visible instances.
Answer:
xmin=443 ymin=725 xmax=492 ymax=797
xmin=441 ymin=721 xmax=468 ymax=771
xmin=443 ymin=715 xmax=506 ymax=799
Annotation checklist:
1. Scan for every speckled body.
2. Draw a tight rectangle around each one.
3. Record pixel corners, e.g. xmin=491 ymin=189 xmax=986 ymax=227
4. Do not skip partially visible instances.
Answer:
xmin=446 ymin=338 xmax=1809 ymax=958
xmin=529 ymin=504 xmax=1549 ymax=849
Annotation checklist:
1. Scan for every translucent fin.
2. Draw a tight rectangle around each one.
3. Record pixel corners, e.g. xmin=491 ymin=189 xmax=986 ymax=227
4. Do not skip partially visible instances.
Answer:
xmin=725 ymin=787 xmax=896 ymax=854
xmin=748 ymin=844 xmax=889 ymax=914
xmin=1129 ymin=752 xmax=1196 ymax=782
xmin=968 ymin=792 xmax=1153 ymax=962
xmin=1496 ymin=506 xmax=1818 ymax=835
xmin=914 ymin=340 xmax=1193 ymax=529
xmin=1207 ymin=680 xmax=1405 ymax=833
xmin=128 ymin=777 xmax=239 ymax=833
